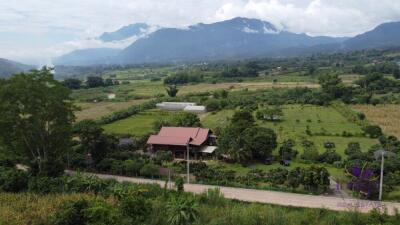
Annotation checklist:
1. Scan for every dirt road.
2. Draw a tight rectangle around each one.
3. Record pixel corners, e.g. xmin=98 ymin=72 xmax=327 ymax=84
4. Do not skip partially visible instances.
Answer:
xmin=66 ymin=171 xmax=400 ymax=215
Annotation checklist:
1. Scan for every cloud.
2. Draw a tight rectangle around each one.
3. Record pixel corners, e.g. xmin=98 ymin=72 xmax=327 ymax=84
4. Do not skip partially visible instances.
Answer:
xmin=214 ymin=0 xmax=400 ymax=37
xmin=0 ymin=0 xmax=400 ymax=63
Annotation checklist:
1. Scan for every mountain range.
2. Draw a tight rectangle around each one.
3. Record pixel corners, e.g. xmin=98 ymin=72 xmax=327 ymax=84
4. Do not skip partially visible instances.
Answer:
xmin=0 ymin=58 xmax=34 ymax=78
xmin=51 ymin=18 xmax=400 ymax=65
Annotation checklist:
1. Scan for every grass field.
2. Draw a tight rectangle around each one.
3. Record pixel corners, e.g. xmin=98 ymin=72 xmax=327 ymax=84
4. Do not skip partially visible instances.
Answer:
xmin=352 ymin=104 xmax=400 ymax=138
xmin=102 ymin=109 xmax=176 ymax=137
xmin=202 ymin=105 xmax=378 ymax=155
xmin=74 ymin=99 xmax=149 ymax=121
xmin=0 ymin=192 xmax=111 ymax=225
xmin=201 ymin=105 xmax=380 ymax=180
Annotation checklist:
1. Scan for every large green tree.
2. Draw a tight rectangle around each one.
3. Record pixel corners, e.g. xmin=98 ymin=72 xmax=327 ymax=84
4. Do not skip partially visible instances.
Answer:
xmin=0 ymin=68 xmax=75 ymax=176
xmin=243 ymin=126 xmax=277 ymax=160
xmin=318 ymin=74 xmax=345 ymax=101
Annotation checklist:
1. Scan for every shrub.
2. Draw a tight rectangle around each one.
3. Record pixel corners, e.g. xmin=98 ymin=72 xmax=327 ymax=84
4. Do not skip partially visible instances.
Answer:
xmin=345 ymin=142 xmax=362 ymax=156
xmin=267 ymin=168 xmax=288 ymax=186
xmin=96 ymin=158 xmax=116 ymax=172
xmin=300 ymin=140 xmax=319 ymax=161
xmin=0 ymin=168 xmax=29 ymax=192
xmin=84 ymin=200 xmax=125 ymax=225
xmin=28 ymin=176 xmax=62 ymax=194
xmin=205 ymin=99 xmax=221 ymax=112
xmin=53 ymin=199 xmax=89 ymax=225
xmin=140 ymin=163 xmax=159 ymax=178
xmin=175 ymin=176 xmax=185 ymax=192
xmin=120 ymin=196 xmax=151 ymax=223
xmin=123 ymin=159 xmax=144 ymax=176
xmin=198 ymin=188 xmax=226 ymax=207
xmin=318 ymin=149 xmax=342 ymax=164
xmin=363 ymin=125 xmax=383 ymax=138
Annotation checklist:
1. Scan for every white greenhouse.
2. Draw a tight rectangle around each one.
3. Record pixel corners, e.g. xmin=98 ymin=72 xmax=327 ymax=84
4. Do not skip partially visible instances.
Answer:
xmin=183 ymin=105 xmax=206 ymax=113
xmin=156 ymin=102 xmax=197 ymax=111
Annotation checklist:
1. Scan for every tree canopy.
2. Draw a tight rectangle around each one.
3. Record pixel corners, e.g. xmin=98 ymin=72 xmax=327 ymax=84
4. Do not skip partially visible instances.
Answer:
xmin=0 ymin=68 xmax=75 ymax=176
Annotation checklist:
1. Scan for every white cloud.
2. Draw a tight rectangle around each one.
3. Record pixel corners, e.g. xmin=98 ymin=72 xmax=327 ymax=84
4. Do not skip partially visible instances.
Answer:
xmin=0 ymin=0 xmax=400 ymax=63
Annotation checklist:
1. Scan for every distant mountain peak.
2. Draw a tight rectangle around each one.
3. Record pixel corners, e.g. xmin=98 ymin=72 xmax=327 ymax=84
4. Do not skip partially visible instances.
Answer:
xmin=189 ymin=17 xmax=279 ymax=34
xmin=99 ymin=23 xmax=155 ymax=42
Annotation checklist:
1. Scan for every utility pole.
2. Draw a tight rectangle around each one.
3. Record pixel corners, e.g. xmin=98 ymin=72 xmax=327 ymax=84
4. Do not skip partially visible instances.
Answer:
xmin=374 ymin=149 xmax=395 ymax=201
xmin=186 ymin=141 xmax=190 ymax=184
xmin=379 ymin=152 xmax=384 ymax=201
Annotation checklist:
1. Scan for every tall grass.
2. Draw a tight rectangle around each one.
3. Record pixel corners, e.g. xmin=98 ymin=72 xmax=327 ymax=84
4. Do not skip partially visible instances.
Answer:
xmin=0 ymin=192 xmax=114 ymax=225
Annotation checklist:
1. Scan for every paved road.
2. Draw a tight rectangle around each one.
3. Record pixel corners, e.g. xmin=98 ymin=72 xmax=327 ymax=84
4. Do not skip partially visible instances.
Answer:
xmin=66 ymin=171 xmax=400 ymax=215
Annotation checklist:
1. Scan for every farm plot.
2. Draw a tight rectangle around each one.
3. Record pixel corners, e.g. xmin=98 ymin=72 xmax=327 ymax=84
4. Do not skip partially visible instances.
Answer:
xmin=352 ymin=104 xmax=400 ymax=138
xmin=102 ymin=109 xmax=175 ymax=137
xmin=74 ymin=99 xmax=148 ymax=121
xmin=201 ymin=105 xmax=377 ymax=154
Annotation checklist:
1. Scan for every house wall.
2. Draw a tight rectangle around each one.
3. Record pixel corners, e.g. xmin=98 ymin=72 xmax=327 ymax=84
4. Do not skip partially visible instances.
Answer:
xmin=150 ymin=144 xmax=201 ymax=160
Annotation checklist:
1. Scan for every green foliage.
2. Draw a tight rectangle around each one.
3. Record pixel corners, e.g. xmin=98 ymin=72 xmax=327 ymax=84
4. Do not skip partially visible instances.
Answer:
xmin=220 ymin=66 xmax=258 ymax=78
xmin=86 ymin=76 xmax=104 ymax=88
xmin=243 ymin=126 xmax=277 ymax=161
xmin=218 ymin=109 xmax=277 ymax=163
xmin=278 ymin=139 xmax=298 ymax=160
xmin=154 ymin=151 xmax=174 ymax=165
xmin=198 ymin=188 xmax=226 ymax=207
xmin=54 ymin=198 xmax=125 ymax=225
xmin=318 ymin=74 xmax=345 ymax=101
xmin=318 ymin=149 xmax=342 ymax=164
xmin=230 ymin=109 xmax=255 ymax=128
xmin=256 ymin=106 xmax=283 ymax=121
xmin=63 ymin=78 xmax=82 ymax=89
xmin=175 ymin=176 xmax=185 ymax=192
xmin=345 ymin=142 xmax=362 ymax=156
xmin=153 ymin=112 xmax=201 ymax=130
xmin=164 ymin=71 xmax=203 ymax=85
xmin=140 ymin=163 xmax=159 ymax=178
xmin=0 ymin=68 xmax=74 ymax=176
xmin=205 ymin=99 xmax=221 ymax=112
xmin=74 ymin=119 xmax=117 ymax=164
xmin=0 ymin=167 xmax=29 ymax=192
xmin=301 ymin=166 xmax=330 ymax=193
xmin=363 ymin=125 xmax=383 ymax=138
xmin=166 ymin=85 xmax=179 ymax=97
xmin=300 ymin=140 xmax=320 ymax=162
xmin=166 ymin=196 xmax=198 ymax=225
xmin=120 ymin=195 xmax=151 ymax=223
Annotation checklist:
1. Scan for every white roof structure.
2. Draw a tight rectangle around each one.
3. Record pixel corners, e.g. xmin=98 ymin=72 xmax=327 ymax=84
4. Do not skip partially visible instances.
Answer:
xmin=200 ymin=146 xmax=217 ymax=154
xmin=183 ymin=105 xmax=206 ymax=113
xmin=156 ymin=102 xmax=196 ymax=111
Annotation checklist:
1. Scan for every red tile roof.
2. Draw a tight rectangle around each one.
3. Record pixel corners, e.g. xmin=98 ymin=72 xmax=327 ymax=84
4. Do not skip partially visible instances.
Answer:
xmin=147 ymin=127 xmax=210 ymax=146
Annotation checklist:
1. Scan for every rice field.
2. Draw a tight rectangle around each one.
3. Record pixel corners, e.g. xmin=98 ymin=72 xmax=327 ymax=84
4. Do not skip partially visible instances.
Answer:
xmin=352 ymin=104 xmax=400 ymax=138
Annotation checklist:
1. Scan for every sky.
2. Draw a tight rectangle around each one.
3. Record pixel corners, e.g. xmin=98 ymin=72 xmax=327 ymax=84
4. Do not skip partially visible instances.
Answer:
xmin=1 ymin=0 xmax=400 ymax=64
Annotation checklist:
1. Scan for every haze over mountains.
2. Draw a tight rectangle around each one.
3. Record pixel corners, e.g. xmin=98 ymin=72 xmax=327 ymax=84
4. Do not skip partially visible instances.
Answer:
xmin=0 ymin=58 xmax=34 ymax=78
xmin=43 ymin=18 xmax=400 ymax=66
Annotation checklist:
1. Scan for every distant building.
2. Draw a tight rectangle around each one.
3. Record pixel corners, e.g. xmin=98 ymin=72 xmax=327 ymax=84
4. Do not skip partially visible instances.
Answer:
xmin=156 ymin=102 xmax=206 ymax=113
xmin=183 ymin=105 xmax=206 ymax=113
xmin=107 ymin=93 xmax=116 ymax=99
xmin=156 ymin=102 xmax=196 ymax=111
xmin=147 ymin=127 xmax=217 ymax=159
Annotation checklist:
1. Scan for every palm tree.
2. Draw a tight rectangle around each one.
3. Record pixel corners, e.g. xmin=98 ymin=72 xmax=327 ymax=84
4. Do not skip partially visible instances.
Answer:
xmin=166 ymin=196 xmax=198 ymax=225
